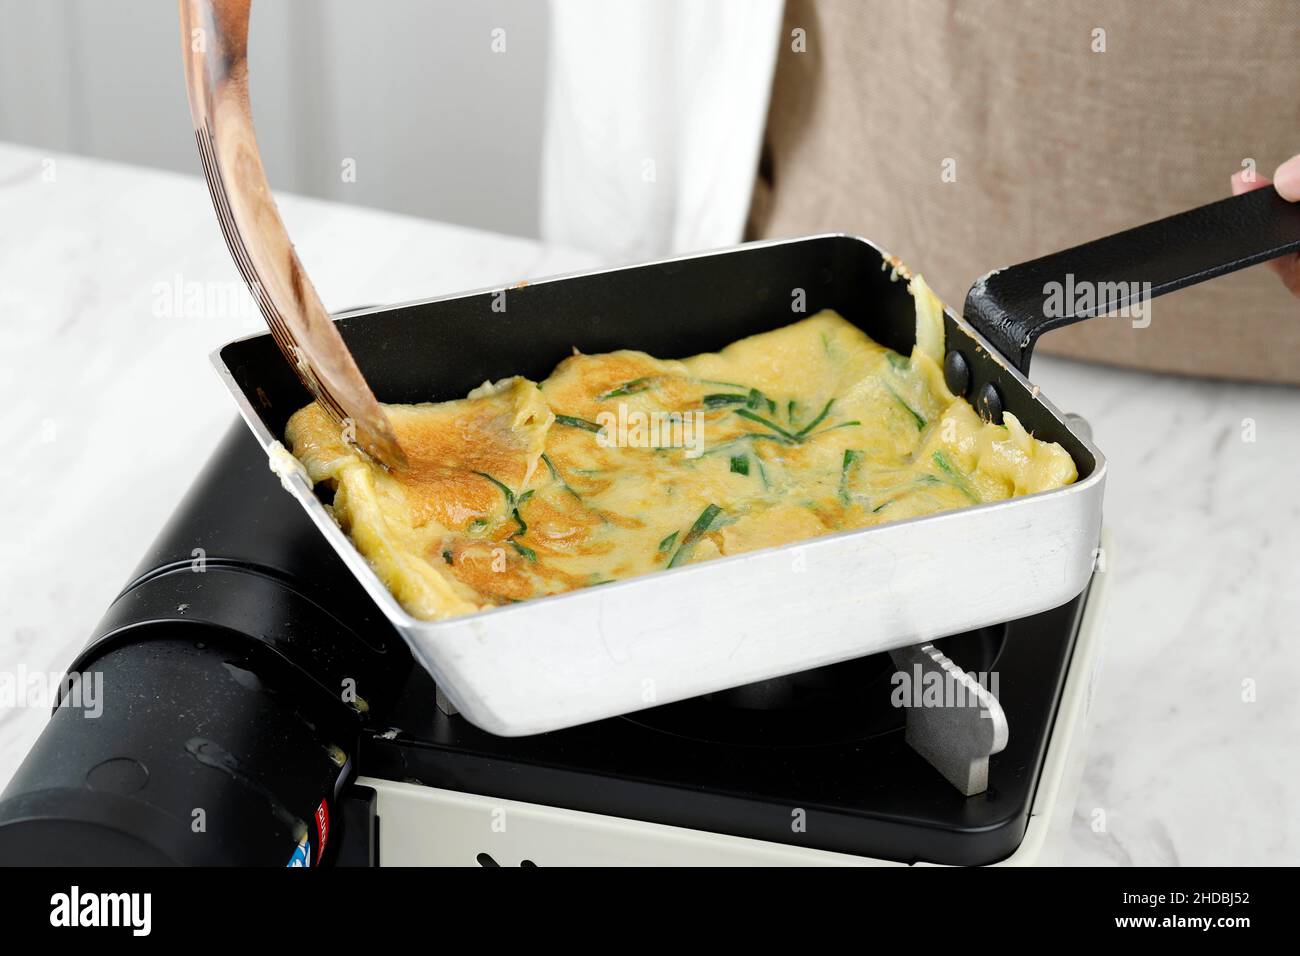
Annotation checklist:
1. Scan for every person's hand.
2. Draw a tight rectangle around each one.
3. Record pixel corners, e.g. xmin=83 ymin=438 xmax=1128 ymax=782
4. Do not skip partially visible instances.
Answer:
xmin=1231 ymin=154 xmax=1300 ymax=297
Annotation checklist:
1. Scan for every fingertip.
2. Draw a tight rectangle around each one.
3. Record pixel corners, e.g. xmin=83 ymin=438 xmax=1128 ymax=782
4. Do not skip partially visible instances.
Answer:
xmin=1274 ymin=154 xmax=1300 ymax=202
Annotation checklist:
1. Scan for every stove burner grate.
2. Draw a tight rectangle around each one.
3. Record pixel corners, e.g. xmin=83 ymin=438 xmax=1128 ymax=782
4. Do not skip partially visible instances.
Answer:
xmin=620 ymin=626 xmax=1006 ymax=749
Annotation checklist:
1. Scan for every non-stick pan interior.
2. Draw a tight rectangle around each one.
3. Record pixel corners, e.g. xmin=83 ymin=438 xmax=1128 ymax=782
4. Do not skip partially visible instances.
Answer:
xmin=218 ymin=236 xmax=1095 ymax=480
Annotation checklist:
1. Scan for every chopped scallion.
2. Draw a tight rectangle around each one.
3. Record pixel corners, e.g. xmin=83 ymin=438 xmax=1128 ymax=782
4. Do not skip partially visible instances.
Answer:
xmin=839 ymin=449 xmax=864 ymax=504
xmin=932 ymin=451 xmax=980 ymax=503
xmin=735 ymin=408 xmax=799 ymax=442
xmin=475 ymin=471 xmax=516 ymax=509
xmin=667 ymin=503 xmax=723 ymax=568
xmin=599 ymin=377 xmax=653 ymax=399
xmin=795 ymin=398 xmax=834 ymax=437
xmin=885 ymin=385 xmax=927 ymax=431
xmin=555 ymin=414 xmax=603 ymax=433
xmin=747 ymin=388 xmax=777 ymax=414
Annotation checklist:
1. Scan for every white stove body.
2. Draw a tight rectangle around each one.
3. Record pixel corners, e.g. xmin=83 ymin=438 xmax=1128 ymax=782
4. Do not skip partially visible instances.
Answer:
xmin=358 ymin=537 xmax=1111 ymax=867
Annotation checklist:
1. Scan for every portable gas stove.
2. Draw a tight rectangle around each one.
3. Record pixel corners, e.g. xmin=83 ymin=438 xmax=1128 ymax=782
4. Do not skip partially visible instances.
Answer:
xmin=0 ymin=424 xmax=1107 ymax=867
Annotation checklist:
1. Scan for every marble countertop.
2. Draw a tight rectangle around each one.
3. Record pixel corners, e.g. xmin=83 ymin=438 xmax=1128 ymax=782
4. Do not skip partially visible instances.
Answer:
xmin=1 ymin=142 xmax=1296 ymax=865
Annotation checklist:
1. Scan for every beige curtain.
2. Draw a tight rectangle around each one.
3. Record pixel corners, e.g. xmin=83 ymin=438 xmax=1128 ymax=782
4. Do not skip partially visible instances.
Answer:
xmin=747 ymin=0 xmax=1300 ymax=382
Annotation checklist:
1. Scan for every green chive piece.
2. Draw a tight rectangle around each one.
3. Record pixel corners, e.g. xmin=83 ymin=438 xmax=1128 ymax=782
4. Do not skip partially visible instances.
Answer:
xmin=699 ymin=434 xmax=792 ymax=459
xmin=687 ymin=505 xmax=723 ymax=538
xmin=730 ymin=455 xmax=750 ymax=476
xmin=932 ymin=450 xmax=959 ymax=477
xmin=735 ymin=408 xmax=799 ymax=442
xmin=442 ymin=549 xmax=454 ymax=565
xmin=667 ymin=503 xmax=723 ymax=568
xmin=555 ymin=414 xmax=604 ymax=433
xmin=475 ymin=471 xmax=515 ymax=509
xmin=885 ymin=385 xmax=927 ymax=431
xmin=932 ymin=451 xmax=980 ymax=503
xmin=541 ymin=453 xmax=582 ymax=501
xmin=787 ymin=399 xmax=798 ymax=425
xmin=703 ymin=393 xmax=748 ymax=408
xmin=510 ymin=540 xmax=537 ymax=562
xmin=599 ymin=377 xmax=653 ymax=400
xmin=657 ymin=531 xmax=679 ymax=553
xmin=795 ymin=398 xmax=834 ymax=437
xmin=746 ymin=388 xmax=777 ymax=414
xmin=839 ymin=449 xmax=863 ymax=504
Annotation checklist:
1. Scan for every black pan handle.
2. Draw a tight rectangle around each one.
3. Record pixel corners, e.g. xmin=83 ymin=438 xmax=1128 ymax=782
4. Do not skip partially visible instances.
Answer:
xmin=963 ymin=187 xmax=1300 ymax=373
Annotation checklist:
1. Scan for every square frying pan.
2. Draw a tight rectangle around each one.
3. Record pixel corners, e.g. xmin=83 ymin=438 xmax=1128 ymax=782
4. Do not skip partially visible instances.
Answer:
xmin=214 ymin=188 xmax=1300 ymax=735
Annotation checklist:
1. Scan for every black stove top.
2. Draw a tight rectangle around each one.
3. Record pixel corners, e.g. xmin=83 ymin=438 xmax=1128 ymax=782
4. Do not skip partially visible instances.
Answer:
xmin=361 ymin=588 xmax=1087 ymax=866
xmin=0 ymin=424 xmax=1087 ymax=867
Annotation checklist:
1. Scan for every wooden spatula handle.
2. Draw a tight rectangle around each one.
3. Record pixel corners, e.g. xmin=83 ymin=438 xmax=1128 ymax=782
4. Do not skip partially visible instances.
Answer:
xmin=179 ymin=0 xmax=407 ymax=470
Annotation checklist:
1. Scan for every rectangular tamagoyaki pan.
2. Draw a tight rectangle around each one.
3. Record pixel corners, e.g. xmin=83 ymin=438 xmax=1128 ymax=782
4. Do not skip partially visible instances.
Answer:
xmin=213 ymin=187 xmax=1300 ymax=735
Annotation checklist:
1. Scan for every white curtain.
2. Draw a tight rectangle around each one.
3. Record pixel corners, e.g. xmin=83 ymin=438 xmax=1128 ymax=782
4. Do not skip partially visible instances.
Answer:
xmin=541 ymin=0 xmax=784 ymax=262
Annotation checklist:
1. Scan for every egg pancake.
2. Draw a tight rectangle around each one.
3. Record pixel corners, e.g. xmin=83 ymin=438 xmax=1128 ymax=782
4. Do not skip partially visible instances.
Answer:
xmin=285 ymin=277 xmax=1077 ymax=621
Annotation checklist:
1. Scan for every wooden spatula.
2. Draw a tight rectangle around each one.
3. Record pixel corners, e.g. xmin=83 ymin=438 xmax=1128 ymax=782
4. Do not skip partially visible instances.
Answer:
xmin=178 ymin=0 xmax=407 ymax=470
